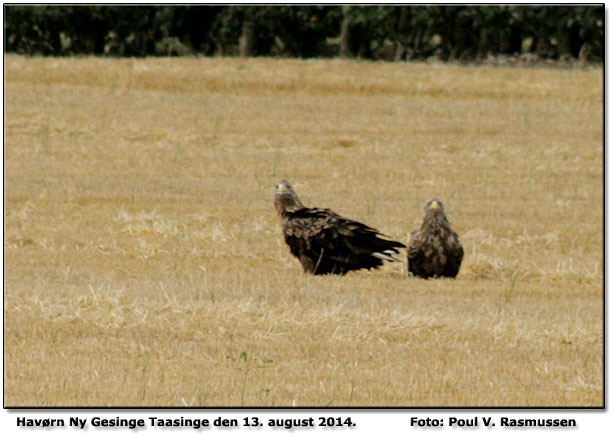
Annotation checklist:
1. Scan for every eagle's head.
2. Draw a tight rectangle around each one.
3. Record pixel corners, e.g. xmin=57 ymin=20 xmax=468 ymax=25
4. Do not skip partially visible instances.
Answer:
xmin=274 ymin=180 xmax=304 ymax=215
xmin=275 ymin=180 xmax=293 ymax=195
xmin=425 ymin=198 xmax=445 ymax=213
xmin=422 ymin=198 xmax=452 ymax=227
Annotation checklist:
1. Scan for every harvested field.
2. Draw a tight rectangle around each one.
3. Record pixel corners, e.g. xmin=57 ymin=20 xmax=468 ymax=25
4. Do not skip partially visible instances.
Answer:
xmin=3 ymin=55 xmax=603 ymax=407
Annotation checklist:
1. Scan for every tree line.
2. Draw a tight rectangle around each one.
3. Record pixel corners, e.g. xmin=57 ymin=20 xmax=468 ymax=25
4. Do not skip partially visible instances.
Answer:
xmin=4 ymin=5 xmax=604 ymax=62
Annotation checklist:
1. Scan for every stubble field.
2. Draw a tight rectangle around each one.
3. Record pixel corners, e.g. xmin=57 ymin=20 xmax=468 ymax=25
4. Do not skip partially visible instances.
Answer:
xmin=3 ymin=54 xmax=603 ymax=407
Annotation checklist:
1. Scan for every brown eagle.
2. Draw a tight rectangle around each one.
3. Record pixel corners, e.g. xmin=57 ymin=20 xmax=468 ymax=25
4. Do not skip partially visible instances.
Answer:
xmin=274 ymin=180 xmax=405 ymax=275
xmin=408 ymin=198 xmax=463 ymax=279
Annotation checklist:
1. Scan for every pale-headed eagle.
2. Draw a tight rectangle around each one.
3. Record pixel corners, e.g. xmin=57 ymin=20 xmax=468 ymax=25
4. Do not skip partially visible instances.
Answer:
xmin=408 ymin=198 xmax=463 ymax=279
xmin=274 ymin=180 xmax=405 ymax=275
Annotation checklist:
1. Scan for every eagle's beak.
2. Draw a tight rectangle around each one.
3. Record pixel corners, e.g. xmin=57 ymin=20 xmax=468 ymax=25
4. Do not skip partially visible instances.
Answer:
xmin=429 ymin=201 xmax=440 ymax=210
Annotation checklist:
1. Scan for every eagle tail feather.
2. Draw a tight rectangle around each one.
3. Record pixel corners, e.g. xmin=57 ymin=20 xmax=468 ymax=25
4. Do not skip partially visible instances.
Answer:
xmin=371 ymin=249 xmax=401 ymax=262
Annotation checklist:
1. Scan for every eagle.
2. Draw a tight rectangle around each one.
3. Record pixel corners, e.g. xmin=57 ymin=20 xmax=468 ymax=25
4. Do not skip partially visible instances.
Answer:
xmin=274 ymin=180 xmax=405 ymax=275
xmin=408 ymin=198 xmax=463 ymax=279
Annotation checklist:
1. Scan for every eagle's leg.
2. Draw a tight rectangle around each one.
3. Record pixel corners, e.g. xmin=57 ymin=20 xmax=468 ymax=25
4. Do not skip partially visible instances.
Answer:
xmin=299 ymin=253 xmax=316 ymax=274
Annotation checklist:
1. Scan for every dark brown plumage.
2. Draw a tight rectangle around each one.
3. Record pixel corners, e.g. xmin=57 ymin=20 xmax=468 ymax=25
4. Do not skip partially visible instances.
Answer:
xmin=274 ymin=180 xmax=405 ymax=275
xmin=408 ymin=198 xmax=463 ymax=279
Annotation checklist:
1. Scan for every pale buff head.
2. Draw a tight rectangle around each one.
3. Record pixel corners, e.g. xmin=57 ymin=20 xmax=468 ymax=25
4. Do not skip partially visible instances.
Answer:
xmin=424 ymin=198 xmax=445 ymax=214
xmin=274 ymin=180 xmax=304 ymax=216
xmin=422 ymin=197 xmax=450 ymax=226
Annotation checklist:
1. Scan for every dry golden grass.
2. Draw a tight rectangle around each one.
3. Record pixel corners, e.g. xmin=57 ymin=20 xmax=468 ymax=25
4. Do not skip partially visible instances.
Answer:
xmin=3 ymin=54 xmax=603 ymax=407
